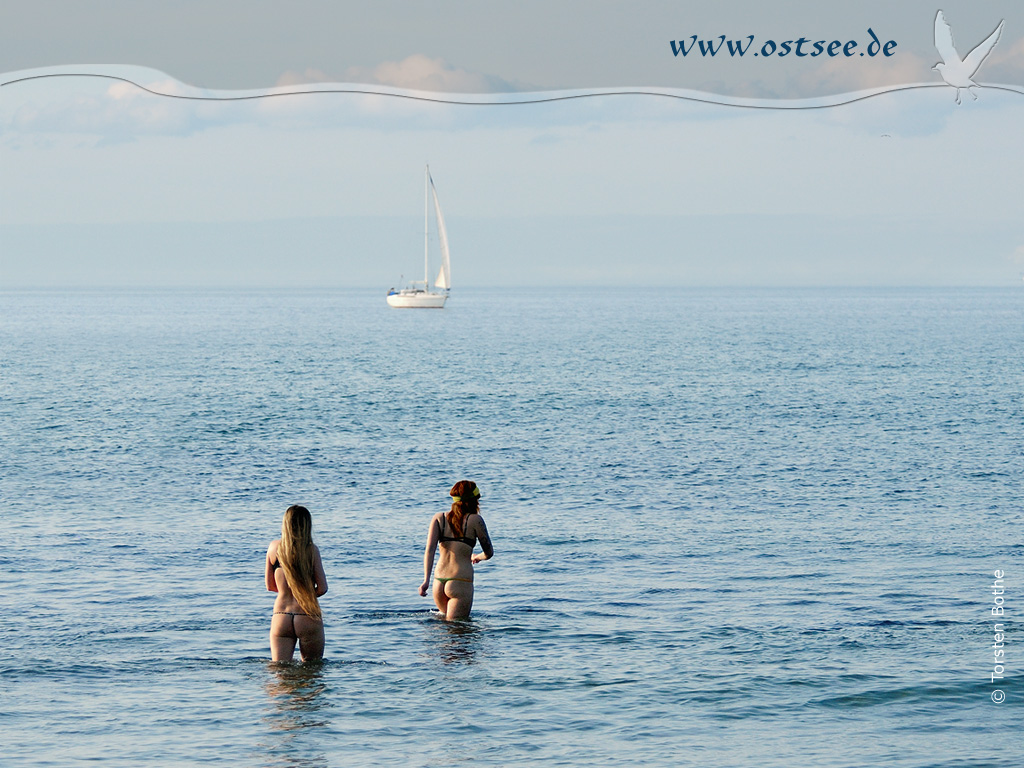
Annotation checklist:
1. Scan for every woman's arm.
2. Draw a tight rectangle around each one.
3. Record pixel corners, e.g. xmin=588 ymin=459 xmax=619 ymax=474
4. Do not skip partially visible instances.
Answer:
xmin=265 ymin=541 xmax=279 ymax=592
xmin=418 ymin=515 xmax=441 ymax=596
xmin=313 ymin=544 xmax=328 ymax=597
xmin=471 ymin=516 xmax=493 ymax=564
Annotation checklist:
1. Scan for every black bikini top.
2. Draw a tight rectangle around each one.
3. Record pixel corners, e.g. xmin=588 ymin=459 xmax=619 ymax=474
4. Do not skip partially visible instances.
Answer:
xmin=438 ymin=514 xmax=476 ymax=547
xmin=271 ymin=557 xmax=281 ymax=571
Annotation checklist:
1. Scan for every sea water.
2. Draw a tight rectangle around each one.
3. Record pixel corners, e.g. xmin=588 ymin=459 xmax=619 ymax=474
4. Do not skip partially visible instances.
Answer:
xmin=1 ymin=288 xmax=1020 ymax=767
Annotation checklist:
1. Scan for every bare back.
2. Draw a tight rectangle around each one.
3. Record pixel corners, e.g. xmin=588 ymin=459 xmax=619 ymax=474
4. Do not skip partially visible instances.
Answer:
xmin=420 ymin=512 xmax=494 ymax=620
xmin=434 ymin=512 xmax=485 ymax=579
xmin=266 ymin=539 xmax=328 ymax=661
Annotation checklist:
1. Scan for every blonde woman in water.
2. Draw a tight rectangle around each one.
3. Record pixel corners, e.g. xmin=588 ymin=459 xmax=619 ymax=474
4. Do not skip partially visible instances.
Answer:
xmin=265 ymin=505 xmax=328 ymax=661
xmin=419 ymin=480 xmax=494 ymax=619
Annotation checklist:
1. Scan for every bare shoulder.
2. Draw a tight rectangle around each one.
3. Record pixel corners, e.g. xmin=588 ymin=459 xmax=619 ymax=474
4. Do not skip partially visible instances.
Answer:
xmin=267 ymin=539 xmax=281 ymax=557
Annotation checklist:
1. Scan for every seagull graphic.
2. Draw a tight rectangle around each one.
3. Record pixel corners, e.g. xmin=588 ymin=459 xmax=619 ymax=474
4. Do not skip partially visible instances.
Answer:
xmin=933 ymin=11 xmax=1004 ymax=104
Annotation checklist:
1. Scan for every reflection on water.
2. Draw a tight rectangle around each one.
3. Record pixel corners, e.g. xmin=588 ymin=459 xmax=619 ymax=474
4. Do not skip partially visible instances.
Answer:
xmin=260 ymin=661 xmax=330 ymax=768
xmin=431 ymin=618 xmax=484 ymax=665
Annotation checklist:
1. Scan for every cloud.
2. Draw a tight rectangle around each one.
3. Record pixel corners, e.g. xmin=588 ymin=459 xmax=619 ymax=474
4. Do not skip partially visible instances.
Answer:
xmin=274 ymin=68 xmax=338 ymax=88
xmin=4 ymin=74 xmax=232 ymax=139
xmin=342 ymin=55 xmax=515 ymax=94
xmin=986 ymin=35 xmax=1024 ymax=83
xmin=784 ymin=51 xmax=936 ymax=98
xmin=0 ymin=63 xmax=527 ymax=140
xmin=101 ymin=77 xmax=195 ymax=131
xmin=273 ymin=55 xmax=516 ymax=94
xmin=252 ymin=56 xmax=518 ymax=126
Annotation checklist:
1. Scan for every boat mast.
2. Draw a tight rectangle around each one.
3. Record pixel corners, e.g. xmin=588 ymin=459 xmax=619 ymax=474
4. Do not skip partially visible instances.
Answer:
xmin=423 ymin=164 xmax=429 ymax=288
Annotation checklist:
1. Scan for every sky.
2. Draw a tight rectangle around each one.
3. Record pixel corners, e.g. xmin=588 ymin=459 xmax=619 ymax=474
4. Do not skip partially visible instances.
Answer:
xmin=1 ymin=1 xmax=1023 ymax=288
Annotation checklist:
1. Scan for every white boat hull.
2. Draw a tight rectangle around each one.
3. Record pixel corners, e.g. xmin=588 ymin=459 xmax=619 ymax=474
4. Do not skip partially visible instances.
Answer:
xmin=386 ymin=290 xmax=447 ymax=308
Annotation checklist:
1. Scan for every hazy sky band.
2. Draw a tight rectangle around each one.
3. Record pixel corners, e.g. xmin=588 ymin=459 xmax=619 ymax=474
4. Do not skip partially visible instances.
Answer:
xmin=2 ymin=2 xmax=1023 ymax=289
xmin=2 ymin=1 xmax=1022 ymax=97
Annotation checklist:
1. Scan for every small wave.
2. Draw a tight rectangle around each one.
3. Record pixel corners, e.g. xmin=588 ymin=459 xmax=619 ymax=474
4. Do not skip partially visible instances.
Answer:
xmin=350 ymin=608 xmax=436 ymax=621
xmin=812 ymin=677 xmax=1003 ymax=709
xmin=860 ymin=618 xmax=967 ymax=629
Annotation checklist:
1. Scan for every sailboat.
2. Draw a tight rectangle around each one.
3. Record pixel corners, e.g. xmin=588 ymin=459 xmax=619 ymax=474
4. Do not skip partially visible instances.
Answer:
xmin=386 ymin=166 xmax=451 ymax=308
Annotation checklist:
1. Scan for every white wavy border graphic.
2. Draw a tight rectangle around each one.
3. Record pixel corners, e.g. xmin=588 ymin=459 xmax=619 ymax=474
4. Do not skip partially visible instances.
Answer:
xmin=3 ymin=66 xmax=1024 ymax=109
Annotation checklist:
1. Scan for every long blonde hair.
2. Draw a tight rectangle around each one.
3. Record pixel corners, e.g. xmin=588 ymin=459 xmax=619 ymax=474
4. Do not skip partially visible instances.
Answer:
xmin=278 ymin=505 xmax=321 ymax=620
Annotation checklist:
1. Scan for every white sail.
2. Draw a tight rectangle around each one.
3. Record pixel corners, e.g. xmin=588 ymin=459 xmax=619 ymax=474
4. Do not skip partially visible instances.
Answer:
xmin=431 ymin=178 xmax=451 ymax=291
xmin=386 ymin=166 xmax=451 ymax=308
